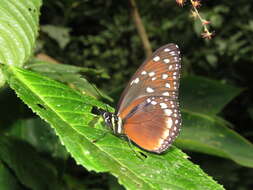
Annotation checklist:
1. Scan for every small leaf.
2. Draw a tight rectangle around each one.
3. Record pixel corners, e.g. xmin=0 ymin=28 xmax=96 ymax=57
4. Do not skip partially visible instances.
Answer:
xmin=4 ymin=65 xmax=224 ymax=190
xmin=41 ymin=25 xmax=71 ymax=49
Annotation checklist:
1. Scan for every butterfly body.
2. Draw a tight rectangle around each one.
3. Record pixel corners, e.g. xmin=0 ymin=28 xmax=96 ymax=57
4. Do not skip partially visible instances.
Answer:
xmin=99 ymin=43 xmax=182 ymax=153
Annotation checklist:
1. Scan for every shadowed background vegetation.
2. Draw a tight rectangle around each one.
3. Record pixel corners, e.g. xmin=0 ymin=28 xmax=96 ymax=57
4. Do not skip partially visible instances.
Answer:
xmin=0 ymin=0 xmax=253 ymax=190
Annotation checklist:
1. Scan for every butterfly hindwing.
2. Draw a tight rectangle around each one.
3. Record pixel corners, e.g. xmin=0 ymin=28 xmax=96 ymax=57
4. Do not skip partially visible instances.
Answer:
xmin=119 ymin=96 xmax=181 ymax=153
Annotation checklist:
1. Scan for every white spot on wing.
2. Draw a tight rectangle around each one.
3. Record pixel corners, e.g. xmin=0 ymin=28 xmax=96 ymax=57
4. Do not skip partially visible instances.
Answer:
xmin=149 ymin=72 xmax=155 ymax=77
xmin=130 ymin=77 xmax=140 ymax=85
xmin=165 ymin=83 xmax=171 ymax=88
xmin=162 ymin=92 xmax=170 ymax=96
xmin=160 ymin=103 xmax=167 ymax=109
xmin=135 ymin=77 xmax=140 ymax=83
xmin=162 ymin=129 xmax=170 ymax=139
xmin=153 ymin=56 xmax=160 ymax=62
xmin=147 ymin=98 xmax=151 ymax=103
xmin=141 ymin=71 xmax=147 ymax=75
xmin=164 ymin=109 xmax=172 ymax=116
xmin=166 ymin=117 xmax=173 ymax=129
xmin=151 ymin=77 xmax=157 ymax=81
xmin=146 ymin=87 xmax=154 ymax=93
xmin=162 ymin=74 xmax=168 ymax=79
xmin=163 ymin=59 xmax=170 ymax=64
xmin=164 ymin=48 xmax=170 ymax=52
xmin=151 ymin=101 xmax=157 ymax=105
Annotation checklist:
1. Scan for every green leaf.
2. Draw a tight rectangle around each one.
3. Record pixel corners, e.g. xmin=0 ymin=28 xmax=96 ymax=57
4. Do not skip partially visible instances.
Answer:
xmin=180 ymin=76 xmax=242 ymax=115
xmin=8 ymin=118 xmax=69 ymax=160
xmin=0 ymin=161 xmax=22 ymax=190
xmin=4 ymin=65 xmax=224 ymax=190
xmin=176 ymin=76 xmax=253 ymax=168
xmin=176 ymin=112 xmax=253 ymax=168
xmin=26 ymin=61 xmax=112 ymax=101
xmin=40 ymin=25 xmax=71 ymax=49
xmin=26 ymin=60 xmax=105 ymax=75
xmin=0 ymin=135 xmax=62 ymax=190
xmin=0 ymin=0 xmax=41 ymax=66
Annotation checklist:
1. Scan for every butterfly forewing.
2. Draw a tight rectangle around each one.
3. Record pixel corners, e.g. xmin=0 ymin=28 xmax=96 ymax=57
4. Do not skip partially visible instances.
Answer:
xmin=117 ymin=43 xmax=181 ymax=114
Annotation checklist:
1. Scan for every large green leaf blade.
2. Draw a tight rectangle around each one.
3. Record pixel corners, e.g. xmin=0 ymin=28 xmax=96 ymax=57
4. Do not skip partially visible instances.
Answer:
xmin=176 ymin=112 xmax=253 ymax=168
xmin=4 ymin=65 xmax=224 ymax=190
xmin=0 ymin=0 xmax=41 ymax=66
xmin=180 ymin=76 xmax=242 ymax=115
xmin=176 ymin=76 xmax=253 ymax=167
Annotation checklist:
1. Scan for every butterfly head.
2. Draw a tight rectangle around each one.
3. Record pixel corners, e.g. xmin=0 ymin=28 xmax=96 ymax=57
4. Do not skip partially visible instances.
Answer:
xmin=97 ymin=108 xmax=123 ymax=134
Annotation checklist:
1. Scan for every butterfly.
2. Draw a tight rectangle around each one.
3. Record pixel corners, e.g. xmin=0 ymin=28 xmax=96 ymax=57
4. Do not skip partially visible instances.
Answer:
xmin=96 ymin=43 xmax=182 ymax=153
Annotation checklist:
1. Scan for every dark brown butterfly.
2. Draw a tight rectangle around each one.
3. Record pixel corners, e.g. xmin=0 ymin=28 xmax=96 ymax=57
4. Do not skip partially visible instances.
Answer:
xmin=97 ymin=43 xmax=182 ymax=153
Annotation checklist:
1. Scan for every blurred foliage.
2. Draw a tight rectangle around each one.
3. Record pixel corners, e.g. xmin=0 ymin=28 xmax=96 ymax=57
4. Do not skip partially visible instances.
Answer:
xmin=0 ymin=0 xmax=253 ymax=189
xmin=38 ymin=1 xmax=253 ymax=189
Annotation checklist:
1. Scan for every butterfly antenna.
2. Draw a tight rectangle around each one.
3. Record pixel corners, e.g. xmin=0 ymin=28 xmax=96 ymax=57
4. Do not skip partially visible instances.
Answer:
xmin=91 ymin=83 xmax=113 ymax=102
xmin=91 ymin=83 xmax=103 ymax=100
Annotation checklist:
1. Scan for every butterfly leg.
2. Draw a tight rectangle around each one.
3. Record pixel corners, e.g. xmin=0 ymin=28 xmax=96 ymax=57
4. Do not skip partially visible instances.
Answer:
xmin=124 ymin=135 xmax=147 ymax=160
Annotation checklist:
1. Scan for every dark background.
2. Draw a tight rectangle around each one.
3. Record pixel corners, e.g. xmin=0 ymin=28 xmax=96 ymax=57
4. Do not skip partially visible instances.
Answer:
xmin=40 ymin=0 xmax=253 ymax=189
xmin=1 ymin=0 xmax=253 ymax=189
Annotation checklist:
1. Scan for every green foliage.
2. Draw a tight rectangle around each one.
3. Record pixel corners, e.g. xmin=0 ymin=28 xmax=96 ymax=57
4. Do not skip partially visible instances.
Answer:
xmin=40 ymin=25 xmax=71 ymax=49
xmin=3 ymin=65 xmax=224 ymax=190
xmin=27 ymin=60 xmax=112 ymax=101
xmin=0 ymin=161 xmax=22 ymax=190
xmin=175 ymin=76 xmax=253 ymax=168
xmin=9 ymin=118 xmax=69 ymax=159
xmin=0 ymin=0 xmax=253 ymax=189
xmin=0 ymin=135 xmax=62 ymax=190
